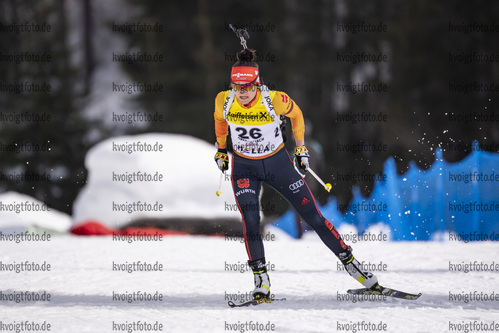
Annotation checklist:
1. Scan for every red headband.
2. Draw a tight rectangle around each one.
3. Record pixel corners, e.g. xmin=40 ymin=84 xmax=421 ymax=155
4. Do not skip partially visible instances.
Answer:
xmin=231 ymin=66 xmax=260 ymax=84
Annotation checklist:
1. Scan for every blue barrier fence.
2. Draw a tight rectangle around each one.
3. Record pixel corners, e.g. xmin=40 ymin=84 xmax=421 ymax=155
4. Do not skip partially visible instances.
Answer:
xmin=272 ymin=142 xmax=499 ymax=241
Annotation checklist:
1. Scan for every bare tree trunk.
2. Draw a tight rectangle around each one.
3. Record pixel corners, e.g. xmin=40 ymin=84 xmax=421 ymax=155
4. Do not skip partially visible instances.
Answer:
xmin=196 ymin=0 xmax=216 ymax=96
xmin=83 ymin=0 xmax=94 ymax=94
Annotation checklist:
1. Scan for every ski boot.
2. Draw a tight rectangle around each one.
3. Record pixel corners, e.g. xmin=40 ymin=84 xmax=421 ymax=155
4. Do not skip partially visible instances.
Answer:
xmin=338 ymin=248 xmax=378 ymax=289
xmin=248 ymin=258 xmax=271 ymax=300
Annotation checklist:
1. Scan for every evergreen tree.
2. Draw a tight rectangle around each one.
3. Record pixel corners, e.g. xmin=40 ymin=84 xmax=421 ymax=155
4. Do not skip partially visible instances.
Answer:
xmin=0 ymin=0 xmax=91 ymax=214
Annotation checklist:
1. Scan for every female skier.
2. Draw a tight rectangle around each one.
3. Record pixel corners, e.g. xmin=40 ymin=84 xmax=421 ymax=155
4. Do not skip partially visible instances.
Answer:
xmin=214 ymin=48 xmax=379 ymax=300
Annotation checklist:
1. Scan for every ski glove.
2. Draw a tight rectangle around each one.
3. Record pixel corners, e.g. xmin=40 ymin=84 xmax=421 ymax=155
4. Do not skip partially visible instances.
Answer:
xmin=214 ymin=148 xmax=229 ymax=172
xmin=294 ymin=145 xmax=310 ymax=173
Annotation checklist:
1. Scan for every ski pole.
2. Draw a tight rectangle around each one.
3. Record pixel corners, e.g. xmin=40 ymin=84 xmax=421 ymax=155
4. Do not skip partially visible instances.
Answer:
xmin=216 ymin=171 xmax=224 ymax=197
xmin=295 ymin=162 xmax=332 ymax=192
xmin=308 ymin=167 xmax=332 ymax=192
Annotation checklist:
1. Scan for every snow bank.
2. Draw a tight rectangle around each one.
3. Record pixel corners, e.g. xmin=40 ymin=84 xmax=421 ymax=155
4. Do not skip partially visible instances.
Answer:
xmin=72 ymin=133 xmax=239 ymax=228
xmin=0 ymin=191 xmax=71 ymax=233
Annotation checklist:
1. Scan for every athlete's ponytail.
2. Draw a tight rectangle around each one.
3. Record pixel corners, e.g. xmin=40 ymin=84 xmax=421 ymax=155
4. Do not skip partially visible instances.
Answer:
xmin=233 ymin=48 xmax=258 ymax=69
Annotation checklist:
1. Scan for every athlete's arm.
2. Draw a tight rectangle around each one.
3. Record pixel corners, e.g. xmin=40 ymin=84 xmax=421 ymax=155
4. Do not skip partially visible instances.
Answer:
xmin=214 ymin=91 xmax=229 ymax=149
xmin=273 ymin=91 xmax=305 ymax=145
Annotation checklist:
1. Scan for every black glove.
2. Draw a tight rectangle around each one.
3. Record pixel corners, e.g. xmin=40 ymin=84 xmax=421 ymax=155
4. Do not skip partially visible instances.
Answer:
xmin=214 ymin=148 xmax=229 ymax=172
xmin=294 ymin=145 xmax=310 ymax=173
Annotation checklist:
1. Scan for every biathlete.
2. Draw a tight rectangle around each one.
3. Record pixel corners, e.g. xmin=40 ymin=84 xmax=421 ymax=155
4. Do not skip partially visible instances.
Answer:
xmin=213 ymin=48 xmax=381 ymax=300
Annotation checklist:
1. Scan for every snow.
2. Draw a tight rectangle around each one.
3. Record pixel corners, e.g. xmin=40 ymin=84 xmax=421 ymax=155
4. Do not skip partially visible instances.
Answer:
xmin=0 ymin=133 xmax=241 ymax=231
xmin=1 ymin=230 xmax=498 ymax=332
xmin=72 ymin=133 xmax=239 ymax=227
xmin=0 ymin=191 xmax=71 ymax=233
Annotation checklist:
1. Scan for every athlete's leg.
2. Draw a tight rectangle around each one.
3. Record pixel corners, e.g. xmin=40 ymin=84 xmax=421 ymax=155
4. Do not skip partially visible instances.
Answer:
xmin=231 ymin=154 xmax=264 ymax=262
xmin=263 ymin=149 xmax=378 ymax=288
xmin=263 ymin=149 xmax=348 ymax=254
xmin=231 ymin=155 xmax=271 ymax=298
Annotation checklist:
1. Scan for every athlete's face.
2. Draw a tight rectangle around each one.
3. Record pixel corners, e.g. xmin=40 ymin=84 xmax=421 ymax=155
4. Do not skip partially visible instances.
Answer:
xmin=233 ymin=81 xmax=258 ymax=104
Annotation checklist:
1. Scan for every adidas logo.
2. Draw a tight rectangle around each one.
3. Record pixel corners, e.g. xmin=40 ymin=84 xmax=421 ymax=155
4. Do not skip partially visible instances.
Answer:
xmin=300 ymin=197 xmax=310 ymax=205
